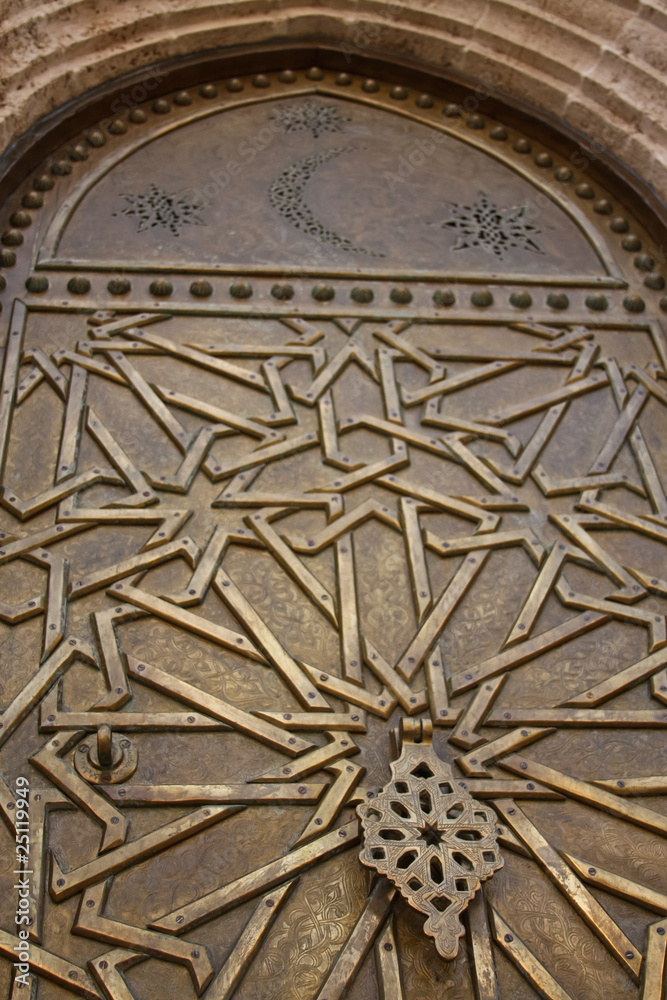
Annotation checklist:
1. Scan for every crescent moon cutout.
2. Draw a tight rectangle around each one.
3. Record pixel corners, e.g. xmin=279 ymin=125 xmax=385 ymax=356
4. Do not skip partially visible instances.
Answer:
xmin=268 ymin=147 xmax=384 ymax=257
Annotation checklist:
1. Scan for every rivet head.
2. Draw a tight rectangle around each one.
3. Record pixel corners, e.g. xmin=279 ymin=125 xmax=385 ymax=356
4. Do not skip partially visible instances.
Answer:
xmin=279 ymin=69 xmax=297 ymax=83
xmin=634 ymin=253 xmax=655 ymax=272
xmin=227 ymin=78 xmax=244 ymax=92
xmin=190 ymin=279 xmax=213 ymax=298
xmin=623 ymin=294 xmax=645 ymax=313
xmin=555 ymin=166 xmax=573 ymax=182
xmin=312 ymin=284 xmax=335 ymax=301
xmin=25 ymin=275 xmax=49 ymax=293
xmin=67 ymin=276 xmax=91 ymax=295
xmin=585 ymin=293 xmax=608 ymax=311
xmin=644 ymin=273 xmax=665 ymax=290
xmin=390 ymin=286 xmax=412 ymax=305
xmin=107 ymin=277 xmax=131 ymax=295
xmin=129 ymin=108 xmax=147 ymax=124
xmin=33 ymin=173 xmax=55 ymax=191
xmin=1 ymin=230 xmax=23 ymax=247
xmin=10 ymin=210 xmax=32 ymax=228
xmin=534 ymin=152 xmax=552 ymax=167
xmin=306 ymin=67 xmax=324 ymax=80
xmin=149 ymin=279 xmax=173 ymax=298
xmin=575 ymin=182 xmax=594 ymax=199
xmin=467 ymin=113 xmax=485 ymax=129
xmin=271 ymin=283 xmax=294 ymax=301
xmin=152 ymin=98 xmax=171 ymax=114
xmin=362 ymin=79 xmax=380 ymax=93
xmin=433 ymin=289 xmax=455 ymax=307
xmin=510 ymin=291 xmax=532 ymax=309
xmin=174 ymin=90 xmax=193 ymax=105
xmin=199 ymin=84 xmax=218 ymax=99
xmin=593 ymin=198 xmax=613 ymax=214
xmin=351 ymin=286 xmax=373 ymax=303
xmin=390 ymin=85 xmax=408 ymax=100
xmin=416 ymin=93 xmax=434 ymax=108
xmin=253 ymin=74 xmax=271 ymax=88
xmin=547 ymin=292 xmax=569 ymax=310
xmin=489 ymin=125 xmax=507 ymax=140
xmin=622 ymin=235 xmax=642 ymax=252
xmin=610 ymin=216 xmax=629 ymax=233
xmin=513 ymin=138 xmax=531 ymax=153
xmin=230 ymin=281 xmax=253 ymax=299
xmin=471 ymin=290 xmax=493 ymax=308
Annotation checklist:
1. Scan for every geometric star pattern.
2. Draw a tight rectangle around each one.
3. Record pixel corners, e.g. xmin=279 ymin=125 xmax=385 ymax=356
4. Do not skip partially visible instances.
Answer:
xmin=2 ymin=306 xmax=667 ymax=999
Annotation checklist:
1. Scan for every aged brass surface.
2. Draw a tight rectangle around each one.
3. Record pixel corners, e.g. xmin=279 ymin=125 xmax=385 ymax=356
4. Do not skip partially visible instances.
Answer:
xmin=1 ymin=63 xmax=667 ymax=1000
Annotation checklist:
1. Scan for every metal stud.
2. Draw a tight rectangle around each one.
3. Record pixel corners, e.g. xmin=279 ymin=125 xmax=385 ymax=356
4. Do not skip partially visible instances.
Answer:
xmin=554 ymin=166 xmax=573 ymax=182
xmin=108 ymin=120 xmax=128 ymax=134
xmin=433 ymin=289 xmax=455 ymax=306
xmin=152 ymin=99 xmax=171 ymax=114
xmin=33 ymin=174 xmax=55 ymax=191
xmin=67 ymin=276 xmax=91 ymax=295
xmin=9 ymin=211 xmax=31 ymax=228
xmin=22 ymin=192 xmax=43 ymax=209
xmin=312 ymin=284 xmax=335 ymax=301
xmin=226 ymin=78 xmax=244 ymax=92
xmin=471 ymin=290 xmax=493 ymax=307
xmin=190 ymin=280 xmax=213 ymax=297
xmin=593 ymin=199 xmax=613 ymax=214
xmin=149 ymin=279 xmax=173 ymax=297
xmin=467 ymin=114 xmax=485 ymax=129
xmin=229 ymin=281 xmax=253 ymax=299
xmin=575 ymin=183 xmax=594 ymax=199
xmin=623 ymin=294 xmax=645 ymax=313
xmin=534 ymin=152 xmax=552 ymax=167
xmin=644 ymin=273 xmax=665 ymax=290
xmin=416 ymin=93 xmax=434 ymax=108
xmin=278 ymin=70 xmax=297 ymax=83
xmin=174 ymin=91 xmax=193 ymax=105
xmin=306 ymin=67 xmax=324 ymax=80
xmin=253 ymin=75 xmax=270 ymax=88
xmin=510 ymin=291 xmax=532 ymax=309
xmin=199 ymin=84 xmax=218 ymax=99
xmin=513 ymin=138 xmax=531 ymax=153
xmin=271 ymin=283 xmax=294 ymax=300
xmin=107 ymin=277 xmax=131 ymax=295
xmin=129 ymin=109 xmax=148 ymax=123
xmin=390 ymin=86 xmax=409 ymax=100
xmin=25 ymin=275 xmax=49 ymax=293
xmin=622 ymin=235 xmax=642 ymax=252
xmin=351 ymin=287 xmax=374 ymax=303
xmin=86 ymin=129 xmax=106 ymax=146
xmin=51 ymin=160 xmax=73 ymax=175
xmin=489 ymin=126 xmax=508 ymax=140
xmin=547 ymin=293 xmax=569 ymax=310
xmin=585 ymin=294 xmax=608 ymax=311
xmin=390 ymin=287 xmax=413 ymax=305
xmin=362 ymin=79 xmax=380 ymax=92
xmin=1 ymin=230 xmax=23 ymax=247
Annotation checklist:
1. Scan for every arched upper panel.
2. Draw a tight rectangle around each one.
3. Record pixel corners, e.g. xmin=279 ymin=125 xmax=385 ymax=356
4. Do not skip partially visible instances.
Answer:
xmin=48 ymin=90 xmax=609 ymax=281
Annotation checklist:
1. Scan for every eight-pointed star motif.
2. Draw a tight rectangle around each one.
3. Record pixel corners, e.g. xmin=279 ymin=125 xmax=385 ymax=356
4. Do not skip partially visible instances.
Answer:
xmin=440 ymin=190 xmax=544 ymax=259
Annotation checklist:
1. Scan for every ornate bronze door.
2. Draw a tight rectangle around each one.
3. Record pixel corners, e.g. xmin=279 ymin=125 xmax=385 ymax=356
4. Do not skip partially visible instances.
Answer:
xmin=1 ymin=59 xmax=667 ymax=1000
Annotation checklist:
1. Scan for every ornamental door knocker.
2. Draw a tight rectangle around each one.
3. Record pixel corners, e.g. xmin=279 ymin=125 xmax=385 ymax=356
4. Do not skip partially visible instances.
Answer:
xmin=357 ymin=718 xmax=503 ymax=959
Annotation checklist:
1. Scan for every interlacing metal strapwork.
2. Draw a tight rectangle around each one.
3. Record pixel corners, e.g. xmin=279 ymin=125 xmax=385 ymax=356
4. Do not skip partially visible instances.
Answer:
xmin=1 ymin=65 xmax=667 ymax=1000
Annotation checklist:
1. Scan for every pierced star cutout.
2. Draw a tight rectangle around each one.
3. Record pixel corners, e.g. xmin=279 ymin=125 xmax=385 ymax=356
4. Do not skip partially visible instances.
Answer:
xmin=115 ymin=183 xmax=205 ymax=236
xmin=270 ymin=101 xmax=351 ymax=138
xmin=440 ymin=191 xmax=544 ymax=260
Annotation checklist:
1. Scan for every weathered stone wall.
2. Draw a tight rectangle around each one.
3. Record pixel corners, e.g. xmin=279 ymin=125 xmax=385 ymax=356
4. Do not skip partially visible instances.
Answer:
xmin=1 ymin=1 xmax=666 ymax=198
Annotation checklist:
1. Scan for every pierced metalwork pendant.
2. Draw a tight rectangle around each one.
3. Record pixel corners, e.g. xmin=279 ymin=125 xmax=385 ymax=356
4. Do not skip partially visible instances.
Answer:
xmin=357 ymin=719 xmax=503 ymax=960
